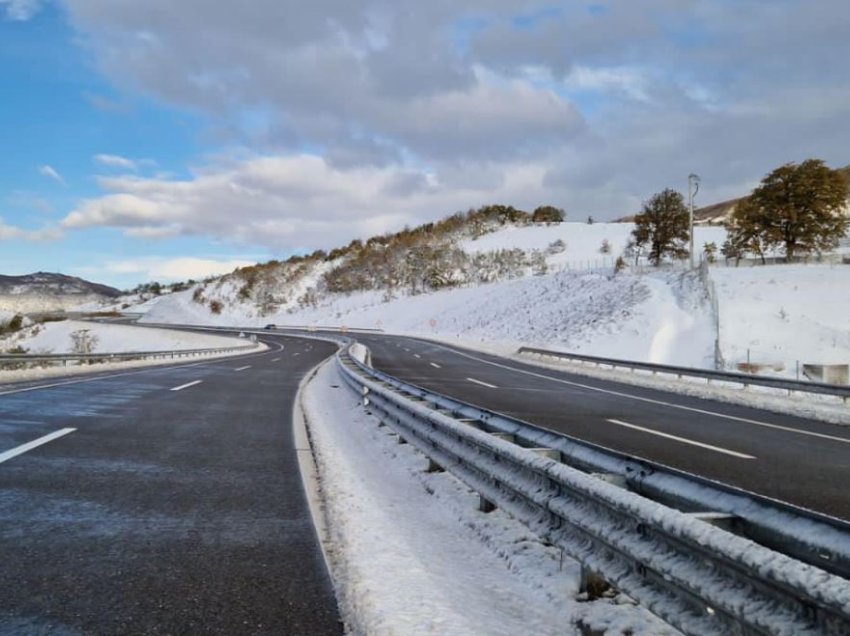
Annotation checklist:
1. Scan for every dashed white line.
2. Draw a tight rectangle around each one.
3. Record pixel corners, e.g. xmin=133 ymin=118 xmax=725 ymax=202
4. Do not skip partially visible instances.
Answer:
xmin=430 ymin=363 xmax=442 ymax=369
xmin=414 ymin=354 xmax=421 ymax=359
xmin=271 ymin=357 xmax=281 ymax=362
xmin=430 ymin=343 xmax=850 ymax=445
xmin=234 ymin=365 xmax=252 ymax=372
xmin=170 ymin=380 xmax=203 ymax=392
xmin=467 ymin=377 xmax=497 ymax=389
xmin=0 ymin=428 xmax=76 ymax=465
xmin=294 ymin=353 xmax=300 ymax=357
xmin=606 ymin=419 xmax=756 ymax=459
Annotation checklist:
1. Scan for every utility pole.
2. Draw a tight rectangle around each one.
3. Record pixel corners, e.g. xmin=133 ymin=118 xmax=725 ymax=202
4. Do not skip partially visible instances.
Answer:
xmin=688 ymin=173 xmax=701 ymax=268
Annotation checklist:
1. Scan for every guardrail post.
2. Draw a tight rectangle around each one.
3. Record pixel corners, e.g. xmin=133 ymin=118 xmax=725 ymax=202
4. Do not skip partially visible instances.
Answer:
xmin=579 ymin=565 xmax=611 ymax=600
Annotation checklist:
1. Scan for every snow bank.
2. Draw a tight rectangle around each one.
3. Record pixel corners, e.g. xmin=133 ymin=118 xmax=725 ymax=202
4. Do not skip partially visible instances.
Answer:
xmin=712 ymin=264 xmax=850 ymax=375
xmin=302 ymin=360 xmax=676 ymax=635
xmin=1 ymin=320 xmax=242 ymax=355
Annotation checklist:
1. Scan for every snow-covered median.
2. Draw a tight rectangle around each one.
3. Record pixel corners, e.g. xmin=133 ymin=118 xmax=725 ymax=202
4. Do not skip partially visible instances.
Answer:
xmin=0 ymin=320 xmax=262 ymax=383
xmin=301 ymin=359 xmax=677 ymax=635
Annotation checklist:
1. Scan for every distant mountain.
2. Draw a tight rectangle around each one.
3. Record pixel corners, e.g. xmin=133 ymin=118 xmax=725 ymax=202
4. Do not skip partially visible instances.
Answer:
xmin=0 ymin=272 xmax=121 ymax=313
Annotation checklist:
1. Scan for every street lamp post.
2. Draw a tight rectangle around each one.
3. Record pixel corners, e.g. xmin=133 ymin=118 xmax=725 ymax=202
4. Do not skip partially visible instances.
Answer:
xmin=688 ymin=173 xmax=701 ymax=268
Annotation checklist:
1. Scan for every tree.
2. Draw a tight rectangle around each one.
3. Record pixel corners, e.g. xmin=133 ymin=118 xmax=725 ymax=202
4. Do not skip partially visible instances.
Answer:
xmin=631 ymin=188 xmax=690 ymax=265
xmin=702 ymin=241 xmax=718 ymax=263
xmin=531 ymin=205 xmax=565 ymax=223
xmin=728 ymin=159 xmax=849 ymax=261
xmin=70 ymin=329 xmax=98 ymax=355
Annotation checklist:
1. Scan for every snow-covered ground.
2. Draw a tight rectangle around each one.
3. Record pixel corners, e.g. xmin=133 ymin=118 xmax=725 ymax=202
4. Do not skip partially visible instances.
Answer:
xmin=302 ymin=359 xmax=677 ymax=635
xmin=0 ymin=320 xmax=259 ymax=384
xmin=1 ymin=320 xmax=243 ymax=355
xmin=711 ymin=264 xmax=850 ymax=373
xmin=133 ymin=222 xmax=850 ymax=380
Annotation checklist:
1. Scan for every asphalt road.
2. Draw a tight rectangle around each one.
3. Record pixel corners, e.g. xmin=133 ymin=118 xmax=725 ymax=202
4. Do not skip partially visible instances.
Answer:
xmin=0 ymin=335 xmax=341 ymax=635
xmin=352 ymin=333 xmax=850 ymax=522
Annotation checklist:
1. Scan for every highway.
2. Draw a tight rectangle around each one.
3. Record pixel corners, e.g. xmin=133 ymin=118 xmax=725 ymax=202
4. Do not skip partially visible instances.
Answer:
xmin=0 ymin=335 xmax=341 ymax=635
xmin=352 ymin=333 xmax=850 ymax=522
xmin=3 ymin=324 xmax=849 ymax=633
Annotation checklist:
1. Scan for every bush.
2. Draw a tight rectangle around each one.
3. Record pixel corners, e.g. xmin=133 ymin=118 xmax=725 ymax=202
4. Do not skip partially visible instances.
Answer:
xmin=70 ymin=329 xmax=99 ymax=355
xmin=209 ymin=299 xmax=223 ymax=314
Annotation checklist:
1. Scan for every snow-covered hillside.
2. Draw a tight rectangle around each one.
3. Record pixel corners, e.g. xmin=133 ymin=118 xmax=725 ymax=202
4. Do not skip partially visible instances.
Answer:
xmin=131 ymin=221 xmax=850 ymax=376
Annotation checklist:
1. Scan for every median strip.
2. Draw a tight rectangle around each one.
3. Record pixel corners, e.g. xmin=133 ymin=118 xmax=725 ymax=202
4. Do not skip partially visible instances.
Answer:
xmin=0 ymin=428 xmax=76 ymax=465
xmin=606 ymin=418 xmax=756 ymax=459
xmin=467 ymin=377 xmax=497 ymax=389
xmin=170 ymin=380 xmax=203 ymax=392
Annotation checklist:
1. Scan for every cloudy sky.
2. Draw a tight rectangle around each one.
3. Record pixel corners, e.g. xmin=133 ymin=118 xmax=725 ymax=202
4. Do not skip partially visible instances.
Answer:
xmin=2 ymin=1 xmax=849 ymax=288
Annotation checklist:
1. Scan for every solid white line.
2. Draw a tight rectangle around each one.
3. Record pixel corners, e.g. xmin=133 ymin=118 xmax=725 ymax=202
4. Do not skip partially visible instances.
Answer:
xmin=467 ymin=377 xmax=497 ymax=389
xmin=430 ymin=362 xmax=442 ymax=369
xmin=170 ymin=380 xmax=202 ymax=392
xmin=234 ymin=365 xmax=252 ymax=371
xmin=429 ymin=343 xmax=850 ymax=445
xmin=607 ymin=419 xmax=756 ymax=459
xmin=0 ymin=428 xmax=76 ymax=465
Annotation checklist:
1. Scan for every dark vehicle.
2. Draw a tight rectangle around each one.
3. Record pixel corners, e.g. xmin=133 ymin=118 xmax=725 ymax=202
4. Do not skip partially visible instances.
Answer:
xmin=264 ymin=324 xmax=277 ymax=329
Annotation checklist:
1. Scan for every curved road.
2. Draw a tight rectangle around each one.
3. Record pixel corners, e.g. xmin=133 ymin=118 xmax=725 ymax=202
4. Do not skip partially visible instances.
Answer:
xmin=351 ymin=333 xmax=850 ymax=522
xmin=0 ymin=335 xmax=341 ymax=635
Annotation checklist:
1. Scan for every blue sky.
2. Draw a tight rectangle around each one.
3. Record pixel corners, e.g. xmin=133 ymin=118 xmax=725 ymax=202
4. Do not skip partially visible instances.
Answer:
xmin=1 ymin=0 xmax=849 ymax=288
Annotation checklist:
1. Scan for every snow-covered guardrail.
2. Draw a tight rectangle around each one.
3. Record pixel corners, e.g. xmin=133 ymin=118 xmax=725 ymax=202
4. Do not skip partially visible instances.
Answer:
xmin=336 ymin=343 xmax=850 ymax=636
xmin=517 ymin=346 xmax=850 ymax=401
xmin=0 ymin=344 xmax=258 ymax=369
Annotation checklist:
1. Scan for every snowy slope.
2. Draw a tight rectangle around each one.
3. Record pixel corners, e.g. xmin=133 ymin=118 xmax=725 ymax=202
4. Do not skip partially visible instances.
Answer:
xmin=1 ymin=320 xmax=242 ymax=354
xmin=134 ymin=221 xmax=849 ymax=375
xmin=711 ymin=264 xmax=850 ymax=373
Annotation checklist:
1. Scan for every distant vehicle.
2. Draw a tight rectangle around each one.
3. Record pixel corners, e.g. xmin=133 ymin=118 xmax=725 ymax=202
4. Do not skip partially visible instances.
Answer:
xmin=264 ymin=324 xmax=277 ymax=330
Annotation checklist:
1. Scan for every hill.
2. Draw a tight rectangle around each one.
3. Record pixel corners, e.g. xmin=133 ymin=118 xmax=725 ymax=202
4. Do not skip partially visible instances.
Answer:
xmin=0 ymin=272 xmax=121 ymax=313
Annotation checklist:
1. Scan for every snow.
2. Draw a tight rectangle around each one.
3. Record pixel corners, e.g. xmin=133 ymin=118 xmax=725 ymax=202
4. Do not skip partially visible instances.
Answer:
xmin=134 ymin=221 xmax=850 ymax=388
xmin=0 ymin=321 xmax=260 ymax=384
xmin=302 ymin=359 xmax=678 ymax=635
xmin=710 ymin=264 xmax=850 ymax=373
xmin=1 ymin=320 xmax=242 ymax=355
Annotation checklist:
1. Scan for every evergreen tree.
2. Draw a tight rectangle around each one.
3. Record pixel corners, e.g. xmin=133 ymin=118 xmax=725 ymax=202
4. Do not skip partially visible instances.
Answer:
xmin=631 ymin=188 xmax=690 ymax=265
xmin=728 ymin=159 xmax=849 ymax=261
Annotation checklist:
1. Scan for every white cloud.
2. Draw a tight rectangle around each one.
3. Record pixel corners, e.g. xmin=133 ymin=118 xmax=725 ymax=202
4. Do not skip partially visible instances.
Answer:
xmin=0 ymin=0 xmax=43 ymax=21
xmin=565 ymin=66 xmax=651 ymax=102
xmin=0 ymin=218 xmax=61 ymax=242
xmin=39 ymin=165 xmax=67 ymax=186
xmin=53 ymin=0 xmax=850 ymax=234
xmin=94 ymin=154 xmax=139 ymax=171
xmin=61 ymin=152 xmax=558 ymax=250
xmin=101 ymin=256 xmax=257 ymax=281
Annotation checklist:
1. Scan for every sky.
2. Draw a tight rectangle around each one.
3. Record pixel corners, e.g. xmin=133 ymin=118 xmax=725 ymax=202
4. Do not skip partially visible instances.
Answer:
xmin=1 ymin=0 xmax=849 ymax=289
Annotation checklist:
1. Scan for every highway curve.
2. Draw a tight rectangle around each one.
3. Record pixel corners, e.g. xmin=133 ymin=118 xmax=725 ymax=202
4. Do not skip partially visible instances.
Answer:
xmin=0 ymin=335 xmax=341 ymax=635
xmin=352 ymin=333 xmax=850 ymax=522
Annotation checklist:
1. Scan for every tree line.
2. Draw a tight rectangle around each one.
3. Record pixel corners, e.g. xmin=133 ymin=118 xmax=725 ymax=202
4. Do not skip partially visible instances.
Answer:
xmin=631 ymin=159 xmax=849 ymax=265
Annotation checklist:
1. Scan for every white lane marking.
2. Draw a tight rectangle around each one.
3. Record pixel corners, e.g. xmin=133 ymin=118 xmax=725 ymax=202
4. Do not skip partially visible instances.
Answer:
xmin=414 ymin=354 xmax=421 ymax=359
xmin=294 ymin=352 xmax=300 ymax=357
xmin=467 ymin=377 xmax=497 ymax=389
xmin=429 ymin=343 xmax=850 ymax=445
xmin=0 ymin=428 xmax=76 ymax=465
xmin=234 ymin=365 xmax=252 ymax=372
xmin=170 ymin=380 xmax=203 ymax=392
xmin=607 ymin=419 xmax=756 ymax=459
xmin=271 ymin=357 xmax=281 ymax=362
xmin=430 ymin=363 xmax=442 ymax=369
xmin=403 ymin=348 xmax=410 ymax=352
xmin=0 ymin=338 xmax=285 ymax=398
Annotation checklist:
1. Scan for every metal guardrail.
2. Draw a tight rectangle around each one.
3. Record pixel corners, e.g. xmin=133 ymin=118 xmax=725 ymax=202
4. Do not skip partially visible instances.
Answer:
xmin=336 ymin=343 xmax=850 ymax=636
xmin=0 ymin=344 xmax=258 ymax=369
xmin=517 ymin=346 xmax=850 ymax=400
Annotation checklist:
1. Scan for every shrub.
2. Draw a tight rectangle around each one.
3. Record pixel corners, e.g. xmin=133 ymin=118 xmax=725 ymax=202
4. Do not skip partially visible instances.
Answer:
xmin=209 ymin=299 xmax=223 ymax=314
